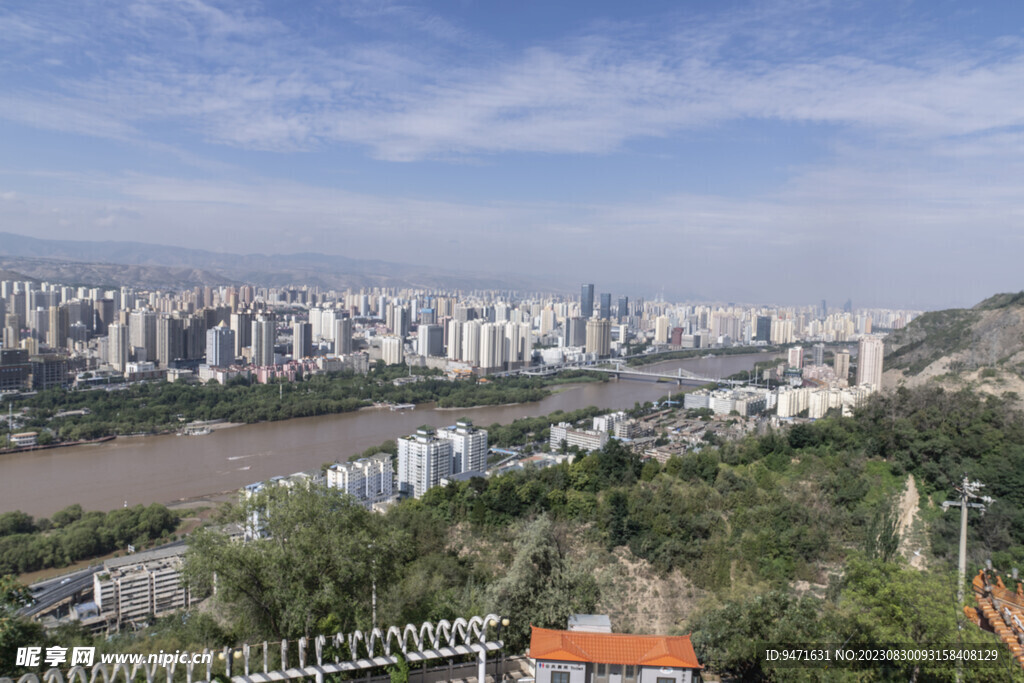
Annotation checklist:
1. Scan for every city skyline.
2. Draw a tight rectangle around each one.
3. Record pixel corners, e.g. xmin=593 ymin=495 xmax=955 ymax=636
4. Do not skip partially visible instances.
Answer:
xmin=2 ymin=1 xmax=1023 ymax=308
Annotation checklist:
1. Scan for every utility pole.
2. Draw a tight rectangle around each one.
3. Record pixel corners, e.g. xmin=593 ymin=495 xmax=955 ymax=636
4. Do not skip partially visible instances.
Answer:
xmin=942 ymin=477 xmax=992 ymax=683
xmin=942 ymin=477 xmax=993 ymax=605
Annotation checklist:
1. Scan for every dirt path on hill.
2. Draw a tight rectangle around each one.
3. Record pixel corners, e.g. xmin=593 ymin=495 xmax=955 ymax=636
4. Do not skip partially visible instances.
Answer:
xmin=897 ymin=474 xmax=927 ymax=570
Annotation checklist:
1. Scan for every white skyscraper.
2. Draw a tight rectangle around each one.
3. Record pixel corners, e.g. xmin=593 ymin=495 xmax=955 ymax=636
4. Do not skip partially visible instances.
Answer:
xmin=398 ymin=428 xmax=453 ymax=499
xmin=320 ymin=308 xmax=337 ymax=342
xmin=129 ymin=309 xmax=157 ymax=362
xmin=856 ymin=336 xmax=884 ymax=387
xmin=540 ymin=308 xmax=555 ymax=335
xmin=108 ymin=323 xmax=130 ymax=372
xmin=504 ymin=322 xmax=532 ymax=367
xmin=437 ymin=420 xmax=488 ymax=475
xmin=447 ymin=319 xmax=463 ymax=361
xmin=462 ymin=320 xmax=481 ymax=366
xmin=655 ymin=315 xmax=670 ymax=344
xmin=382 ymin=335 xmax=404 ymax=365
xmin=308 ymin=306 xmax=323 ymax=340
xmin=480 ymin=322 xmax=506 ymax=371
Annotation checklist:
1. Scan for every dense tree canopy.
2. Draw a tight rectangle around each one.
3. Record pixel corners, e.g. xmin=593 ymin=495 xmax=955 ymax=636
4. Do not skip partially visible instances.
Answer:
xmin=186 ymin=485 xmax=402 ymax=639
xmin=0 ymin=504 xmax=178 ymax=574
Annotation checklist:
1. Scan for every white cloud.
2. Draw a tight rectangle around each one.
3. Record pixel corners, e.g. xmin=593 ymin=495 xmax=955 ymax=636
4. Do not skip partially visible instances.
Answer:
xmin=5 ymin=1 xmax=1024 ymax=160
xmin=2 ymin=1 xmax=1023 ymax=307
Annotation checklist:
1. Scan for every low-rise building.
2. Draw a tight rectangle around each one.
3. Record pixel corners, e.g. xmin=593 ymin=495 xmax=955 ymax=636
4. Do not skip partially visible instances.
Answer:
xmin=530 ymin=626 xmax=702 ymax=683
xmin=9 ymin=431 xmax=38 ymax=447
xmin=550 ymin=422 xmax=609 ymax=453
xmin=93 ymin=547 xmax=198 ymax=631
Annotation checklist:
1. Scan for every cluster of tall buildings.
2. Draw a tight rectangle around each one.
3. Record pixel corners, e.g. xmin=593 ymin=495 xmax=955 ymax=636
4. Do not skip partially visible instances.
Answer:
xmin=0 ymin=275 xmax=916 ymax=390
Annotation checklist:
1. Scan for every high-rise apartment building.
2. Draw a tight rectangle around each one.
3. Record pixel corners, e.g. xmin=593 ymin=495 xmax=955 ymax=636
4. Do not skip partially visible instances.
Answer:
xmin=292 ymin=321 xmax=312 ymax=359
xmin=47 ymin=304 xmax=69 ymax=350
xmin=446 ymin=319 xmax=463 ymax=361
xmin=334 ymin=317 xmax=353 ymax=355
xmin=252 ymin=317 xmax=276 ymax=367
xmin=617 ymin=296 xmax=629 ymax=323
xmin=856 ymin=336 xmax=884 ymax=387
xmin=67 ymin=299 xmax=93 ymax=333
xmin=206 ymin=322 xmax=235 ymax=367
xmin=230 ymin=312 xmax=252 ymax=357
xmin=585 ymin=318 xmax=611 ymax=357
xmin=479 ymin=322 xmax=506 ymax=371
xmin=655 ymin=315 xmax=671 ymax=344
xmin=327 ymin=453 xmax=393 ymax=508
xmin=788 ymin=346 xmax=804 ymax=369
xmin=580 ymin=284 xmax=594 ymax=319
xmin=812 ymin=343 xmax=825 ymax=367
xmin=155 ymin=315 xmax=184 ymax=367
xmin=397 ymin=428 xmax=452 ymax=499
xmin=128 ymin=309 xmax=157 ymax=363
xmin=461 ymin=320 xmax=481 ymax=366
xmin=437 ymin=419 xmax=488 ymax=475
xmin=318 ymin=308 xmax=336 ymax=342
xmin=107 ymin=323 xmax=130 ymax=372
xmin=566 ymin=317 xmax=586 ymax=347
xmin=382 ymin=335 xmax=404 ymax=365
xmin=539 ymin=308 xmax=556 ymax=335
xmin=95 ymin=299 xmax=115 ymax=336
xmin=834 ymin=349 xmax=851 ymax=384
xmin=183 ymin=315 xmax=207 ymax=360
xmin=417 ymin=324 xmax=443 ymax=357
xmin=749 ymin=317 xmax=765 ymax=344
xmin=505 ymin=322 xmax=532 ymax=368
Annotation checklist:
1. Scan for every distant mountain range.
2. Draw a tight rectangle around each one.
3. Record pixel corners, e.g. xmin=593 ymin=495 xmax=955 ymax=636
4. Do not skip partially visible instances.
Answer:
xmin=0 ymin=232 xmax=556 ymax=292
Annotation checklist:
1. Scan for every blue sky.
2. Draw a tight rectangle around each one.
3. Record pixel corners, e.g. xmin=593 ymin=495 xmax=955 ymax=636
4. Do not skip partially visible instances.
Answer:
xmin=1 ymin=0 xmax=1023 ymax=308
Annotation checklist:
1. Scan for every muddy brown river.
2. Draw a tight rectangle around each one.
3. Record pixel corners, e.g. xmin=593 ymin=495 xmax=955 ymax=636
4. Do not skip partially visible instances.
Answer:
xmin=1 ymin=353 xmax=774 ymax=516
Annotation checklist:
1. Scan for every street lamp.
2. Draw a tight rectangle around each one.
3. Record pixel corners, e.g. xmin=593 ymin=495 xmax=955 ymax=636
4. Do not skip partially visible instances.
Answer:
xmin=492 ymin=617 xmax=510 ymax=681
xmin=366 ymin=542 xmax=377 ymax=631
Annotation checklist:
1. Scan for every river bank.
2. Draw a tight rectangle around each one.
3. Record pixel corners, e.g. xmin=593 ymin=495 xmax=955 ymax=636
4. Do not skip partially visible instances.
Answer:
xmin=0 ymin=353 xmax=775 ymax=517
xmin=0 ymin=434 xmax=115 ymax=456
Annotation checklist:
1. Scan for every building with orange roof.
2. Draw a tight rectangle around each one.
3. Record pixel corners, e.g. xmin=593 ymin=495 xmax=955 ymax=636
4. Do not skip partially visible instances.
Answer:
xmin=529 ymin=626 xmax=702 ymax=683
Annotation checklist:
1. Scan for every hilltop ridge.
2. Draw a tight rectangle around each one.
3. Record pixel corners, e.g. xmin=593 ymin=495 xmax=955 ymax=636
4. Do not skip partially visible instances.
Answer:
xmin=884 ymin=291 xmax=1024 ymax=399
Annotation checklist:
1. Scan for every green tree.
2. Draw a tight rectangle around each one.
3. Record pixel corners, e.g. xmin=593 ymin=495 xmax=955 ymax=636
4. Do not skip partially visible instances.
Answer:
xmin=689 ymin=591 xmax=833 ymax=680
xmin=1 ymin=575 xmax=45 ymax=671
xmin=186 ymin=485 xmax=402 ymax=639
xmin=486 ymin=516 xmax=599 ymax=653
xmin=863 ymin=499 xmax=900 ymax=563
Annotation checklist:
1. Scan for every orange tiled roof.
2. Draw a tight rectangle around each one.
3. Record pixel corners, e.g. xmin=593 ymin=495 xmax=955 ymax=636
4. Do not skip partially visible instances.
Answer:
xmin=529 ymin=626 xmax=702 ymax=669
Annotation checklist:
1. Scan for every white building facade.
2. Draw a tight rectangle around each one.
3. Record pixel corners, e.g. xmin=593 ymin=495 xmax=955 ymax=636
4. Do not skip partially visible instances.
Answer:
xmin=398 ymin=428 xmax=453 ymax=499
xmin=437 ymin=420 xmax=488 ymax=475
xmin=327 ymin=453 xmax=393 ymax=508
